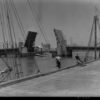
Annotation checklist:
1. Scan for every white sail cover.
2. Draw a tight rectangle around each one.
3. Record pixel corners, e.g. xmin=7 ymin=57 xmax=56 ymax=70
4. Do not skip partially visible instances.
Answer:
xmin=54 ymin=28 xmax=67 ymax=56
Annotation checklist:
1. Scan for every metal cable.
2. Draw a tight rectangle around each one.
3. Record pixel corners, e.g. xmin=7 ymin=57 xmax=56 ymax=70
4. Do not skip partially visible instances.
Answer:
xmin=84 ymin=17 xmax=94 ymax=62
xmin=27 ymin=0 xmax=49 ymax=44
xmin=0 ymin=1 xmax=6 ymax=44
xmin=7 ymin=0 xmax=17 ymax=48
xmin=10 ymin=0 xmax=26 ymax=41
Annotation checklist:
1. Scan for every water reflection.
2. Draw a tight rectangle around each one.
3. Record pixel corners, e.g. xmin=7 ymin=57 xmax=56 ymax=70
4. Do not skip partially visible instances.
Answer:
xmin=23 ymin=57 xmax=37 ymax=76
xmin=0 ymin=51 xmax=99 ymax=83
xmin=19 ymin=57 xmax=41 ymax=77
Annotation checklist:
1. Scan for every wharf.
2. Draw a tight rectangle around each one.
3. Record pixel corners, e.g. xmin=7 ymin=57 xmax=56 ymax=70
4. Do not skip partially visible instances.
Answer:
xmin=0 ymin=59 xmax=100 ymax=96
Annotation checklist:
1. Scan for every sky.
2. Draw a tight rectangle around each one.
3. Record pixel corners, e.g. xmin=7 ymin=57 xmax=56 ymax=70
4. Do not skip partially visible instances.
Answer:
xmin=0 ymin=0 xmax=100 ymax=48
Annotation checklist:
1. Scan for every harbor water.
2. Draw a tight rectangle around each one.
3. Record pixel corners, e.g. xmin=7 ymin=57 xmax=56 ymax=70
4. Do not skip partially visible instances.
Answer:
xmin=0 ymin=50 xmax=99 ymax=83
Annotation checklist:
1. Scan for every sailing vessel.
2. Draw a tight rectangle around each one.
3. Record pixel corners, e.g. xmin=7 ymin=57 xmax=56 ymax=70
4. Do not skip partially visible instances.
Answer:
xmin=0 ymin=0 xmax=42 ymax=83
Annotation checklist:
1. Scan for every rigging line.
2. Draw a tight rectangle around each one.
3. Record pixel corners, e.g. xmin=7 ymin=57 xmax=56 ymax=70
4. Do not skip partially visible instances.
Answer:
xmin=6 ymin=0 xmax=20 ymax=46
xmin=0 ymin=11 xmax=5 ymax=45
xmin=7 ymin=0 xmax=18 ymax=49
xmin=6 ymin=1 xmax=15 ymax=48
xmin=3 ymin=1 xmax=10 ymax=46
xmin=0 ymin=0 xmax=13 ymax=73
xmin=0 ymin=57 xmax=11 ymax=70
xmin=5 ymin=1 xmax=18 ymax=73
xmin=27 ymin=0 xmax=48 ymax=44
xmin=9 ymin=0 xmax=23 ymax=78
xmin=11 ymin=0 xmax=26 ymax=41
xmin=7 ymin=0 xmax=17 ymax=48
xmin=36 ymin=0 xmax=49 ymax=43
xmin=1 ymin=57 xmax=10 ymax=69
xmin=84 ymin=17 xmax=95 ymax=61
xmin=84 ymin=20 xmax=94 ymax=59
xmin=94 ymin=15 xmax=98 ymax=59
xmin=0 ymin=5 xmax=8 ymax=63
xmin=5 ymin=0 xmax=12 ymax=45
xmin=0 ymin=0 xmax=12 ymax=70
xmin=10 ymin=0 xmax=26 ymax=41
xmin=31 ymin=0 xmax=49 ymax=44
xmin=4 ymin=0 xmax=14 ymax=48
xmin=96 ymin=18 xmax=100 ymax=58
xmin=0 ymin=70 xmax=11 ymax=83
xmin=27 ymin=0 xmax=44 ymax=38
xmin=0 ymin=1 xmax=6 ymax=44
xmin=97 ymin=17 xmax=100 ymax=44
xmin=94 ymin=7 xmax=100 ymax=46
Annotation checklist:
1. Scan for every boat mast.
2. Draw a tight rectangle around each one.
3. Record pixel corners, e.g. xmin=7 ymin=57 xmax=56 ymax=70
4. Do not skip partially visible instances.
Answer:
xmin=10 ymin=0 xmax=26 ymax=41
xmin=94 ymin=6 xmax=99 ymax=59
xmin=4 ymin=0 xmax=14 ymax=48
xmin=0 ymin=1 xmax=6 ymax=48
xmin=94 ymin=15 xmax=97 ymax=59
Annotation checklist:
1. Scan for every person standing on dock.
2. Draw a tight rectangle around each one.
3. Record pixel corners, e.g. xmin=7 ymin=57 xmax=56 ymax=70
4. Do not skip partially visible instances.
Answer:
xmin=55 ymin=56 xmax=61 ymax=69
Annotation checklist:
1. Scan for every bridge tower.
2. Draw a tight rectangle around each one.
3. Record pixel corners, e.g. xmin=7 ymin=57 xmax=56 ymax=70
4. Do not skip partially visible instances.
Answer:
xmin=54 ymin=28 xmax=67 ymax=57
xmin=24 ymin=31 xmax=37 ymax=52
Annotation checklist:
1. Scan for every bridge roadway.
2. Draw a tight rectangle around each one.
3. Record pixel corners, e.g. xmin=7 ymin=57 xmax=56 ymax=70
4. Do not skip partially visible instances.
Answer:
xmin=67 ymin=46 xmax=100 ymax=51
xmin=0 ymin=46 xmax=100 ymax=53
xmin=0 ymin=60 xmax=100 ymax=96
xmin=0 ymin=46 xmax=100 ymax=57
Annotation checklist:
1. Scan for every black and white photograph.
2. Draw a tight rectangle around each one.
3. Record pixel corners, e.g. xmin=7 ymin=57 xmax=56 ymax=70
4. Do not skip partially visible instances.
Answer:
xmin=0 ymin=0 xmax=99 ymax=97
